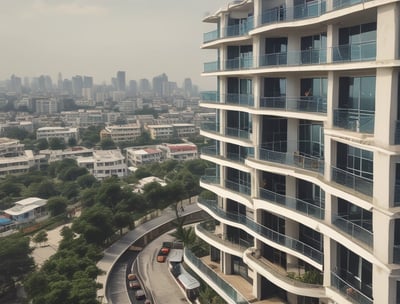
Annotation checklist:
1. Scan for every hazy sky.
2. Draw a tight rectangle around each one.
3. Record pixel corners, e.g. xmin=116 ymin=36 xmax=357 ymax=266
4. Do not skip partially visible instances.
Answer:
xmin=0 ymin=0 xmax=229 ymax=90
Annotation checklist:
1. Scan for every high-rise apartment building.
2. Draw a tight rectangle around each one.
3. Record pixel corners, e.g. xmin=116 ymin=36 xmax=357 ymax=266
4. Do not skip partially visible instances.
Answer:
xmin=190 ymin=1 xmax=400 ymax=304
xmin=117 ymin=71 xmax=126 ymax=91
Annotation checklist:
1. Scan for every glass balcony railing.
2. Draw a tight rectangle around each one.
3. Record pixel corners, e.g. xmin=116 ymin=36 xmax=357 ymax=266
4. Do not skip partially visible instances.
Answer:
xmin=200 ymin=91 xmax=219 ymax=103
xmin=197 ymin=197 xmax=323 ymax=264
xmin=200 ymin=175 xmax=220 ymax=185
xmin=224 ymin=93 xmax=254 ymax=107
xmin=184 ymin=248 xmax=250 ymax=304
xmin=259 ymin=188 xmax=325 ymax=220
xmin=395 ymin=121 xmax=400 ymax=145
xmin=260 ymin=0 xmax=326 ymax=25
xmin=203 ymin=29 xmax=220 ymax=43
xmin=226 ymin=151 xmax=247 ymax=163
xmin=225 ymin=54 xmax=254 ymax=70
xmin=224 ymin=17 xmax=254 ymax=38
xmin=332 ymin=214 xmax=373 ymax=247
xmin=331 ymin=166 xmax=373 ymax=197
xmin=333 ymin=0 xmax=372 ymax=10
xmin=394 ymin=184 xmax=400 ymax=207
xmin=260 ymin=96 xmax=327 ymax=114
xmin=332 ymin=41 xmax=376 ymax=62
xmin=331 ymin=272 xmax=373 ymax=304
xmin=201 ymin=145 xmax=219 ymax=157
xmin=225 ymin=127 xmax=251 ymax=140
xmin=203 ymin=61 xmax=220 ymax=73
xmin=200 ymin=122 xmax=220 ymax=133
xmin=394 ymin=245 xmax=400 ymax=264
xmin=260 ymin=48 xmax=327 ymax=67
xmin=333 ymin=109 xmax=375 ymax=134
xmin=225 ymin=180 xmax=251 ymax=196
xmin=259 ymin=144 xmax=324 ymax=175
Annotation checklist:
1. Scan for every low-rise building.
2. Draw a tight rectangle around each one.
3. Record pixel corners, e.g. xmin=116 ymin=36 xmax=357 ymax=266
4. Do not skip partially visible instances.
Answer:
xmin=172 ymin=123 xmax=197 ymax=138
xmin=100 ymin=124 xmax=141 ymax=143
xmin=0 ymin=137 xmax=36 ymax=176
xmin=125 ymin=147 xmax=163 ymax=166
xmin=157 ymin=143 xmax=198 ymax=161
xmin=39 ymin=146 xmax=93 ymax=163
xmin=146 ymin=124 xmax=174 ymax=140
xmin=3 ymin=197 xmax=47 ymax=224
xmin=77 ymin=149 xmax=127 ymax=180
xmin=36 ymin=127 xmax=79 ymax=142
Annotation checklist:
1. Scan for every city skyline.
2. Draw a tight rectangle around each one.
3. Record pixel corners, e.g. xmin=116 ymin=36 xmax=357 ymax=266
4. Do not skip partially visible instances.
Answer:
xmin=0 ymin=0 xmax=228 ymax=90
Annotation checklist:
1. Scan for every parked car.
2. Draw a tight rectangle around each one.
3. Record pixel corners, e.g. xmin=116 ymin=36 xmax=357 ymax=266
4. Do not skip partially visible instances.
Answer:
xmin=135 ymin=289 xmax=146 ymax=300
xmin=128 ymin=280 xmax=141 ymax=289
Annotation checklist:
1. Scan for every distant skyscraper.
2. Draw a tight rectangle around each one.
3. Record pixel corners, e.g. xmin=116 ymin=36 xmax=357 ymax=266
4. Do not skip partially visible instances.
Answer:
xmin=111 ymin=77 xmax=118 ymax=90
xmin=117 ymin=71 xmax=126 ymax=91
xmin=139 ymin=78 xmax=151 ymax=94
xmin=72 ymin=76 xmax=83 ymax=97
xmin=10 ymin=75 xmax=22 ymax=94
xmin=152 ymin=73 xmax=168 ymax=97
xmin=183 ymin=78 xmax=193 ymax=97
xmin=128 ymin=80 xmax=138 ymax=97
xmin=58 ymin=73 xmax=63 ymax=91
xmin=63 ymin=79 xmax=73 ymax=96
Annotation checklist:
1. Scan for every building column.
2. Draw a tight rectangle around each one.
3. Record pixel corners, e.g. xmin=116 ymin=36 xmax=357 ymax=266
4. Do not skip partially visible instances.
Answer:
xmin=372 ymin=264 xmax=391 ymax=304
xmin=326 ymin=24 xmax=339 ymax=63
xmin=253 ymin=75 xmax=261 ymax=109
xmin=223 ymin=251 xmax=232 ymax=274
xmin=376 ymin=2 xmax=400 ymax=62
xmin=287 ymin=119 xmax=299 ymax=153
xmin=253 ymin=114 xmax=261 ymax=160
xmin=326 ymin=71 xmax=339 ymax=129
xmin=373 ymin=151 xmax=395 ymax=209
xmin=374 ymin=68 xmax=398 ymax=146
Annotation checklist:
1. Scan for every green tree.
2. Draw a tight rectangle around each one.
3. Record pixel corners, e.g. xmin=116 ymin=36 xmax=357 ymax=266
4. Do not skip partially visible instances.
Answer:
xmin=48 ymin=138 xmax=66 ymax=150
xmin=100 ymin=138 xmax=116 ymax=150
xmin=113 ymin=211 xmax=133 ymax=235
xmin=67 ymin=137 xmax=77 ymax=147
xmin=3 ymin=127 xmax=33 ymax=140
xmin=59 ymin=181 xmax=80 ymax=200
xmin=33 ymin=230 xmax=48 ymax=247
xmin=36 ymin=138 xmax=49 ymax=150
xmin=0 ymin=236 xmax=34 ymax=293
xmin=47 ymin=196 xmax=68 ymax=216
xmin=77 ymin=174 xmax=97 ymax=189
xmin=72 ymin=205 xmax=114 ymax=245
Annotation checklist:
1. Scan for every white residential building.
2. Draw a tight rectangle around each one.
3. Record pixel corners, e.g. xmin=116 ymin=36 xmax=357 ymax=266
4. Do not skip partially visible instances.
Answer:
xmin=3 ymin=197 xmax=47 ymax=224
xmin=125 ymin=147 xmax=164 ymax=166
xmin=157 ymin=143 xmax=198 ymax=161
xmin=77 ymin=149 xmax=127 ymax=180
xmin=0 ymin=137 xmax=35 ymax=176
xmin=146 ymin=124 xmax=174 ymax=140
xmin=36 ymin=127 xmax=79 ymax=142
xmin=100 ymin=124 xmax=142 ymax=143
xmin=190 ymin=1 xmax=400 ymax=304
xmin=171 ymin=123 xmax=198 ymax=138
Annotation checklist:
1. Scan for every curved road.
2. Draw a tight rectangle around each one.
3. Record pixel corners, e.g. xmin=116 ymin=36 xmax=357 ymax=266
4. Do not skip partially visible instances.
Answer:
xmin=97 ymin=202 xmax=202 ymax=304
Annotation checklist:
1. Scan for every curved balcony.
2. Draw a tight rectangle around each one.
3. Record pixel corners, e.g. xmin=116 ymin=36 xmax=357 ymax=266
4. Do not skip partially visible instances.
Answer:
xmin=259 ymin=143 xmax=324 ymax=175
xmin=259 ymin=0 xmax=326 ymax=26
xmin=260 ymin=96 xmax=327 ymax=114
xmin=200 ymin=121 xmax=220 ymax=134
xmin=224 ymin=17 xmax=254 ymax=38
xmin=331 ymin=166 xmax=373 ymax=197
xmin=243 ymin=249 xmax=325 ymax=297
xmin=204 ymin=61 xmax=220 ymax=73
xmin=332 ymin=41 xmax=376 ymax=62
xmin=259 ymin=188 xmax=325 ymax=220
xmin=225 ymin=180 xmax=251 ymax=196
xmin=224 ymin=55 xmax=254 ymax=70
xmin=184 ymin=248 xmax=250 ymax=304
xmin=224 ymin=93 xmax=254 ymax=107
xmin=259 ymin=48 xmax=326 ymax=67
xmin=203 ymin=29 xmax=220 ymax=43
xmin=200 ymin=91 xmax=219 ymax=103
xmin=331 ymin=271 xmax=373 ymax=304
xmin=201 ymin=145 xmax=219 ymax=157
xmin=200 ymin=175 xmax=220 ymax=185
xmin=197 ymin=197 xmax=323 ymax=264
xmin=225 ymin=127 xmax=252 ymax=140
xmin=333 ymin=109 xmax=375 ymax=134
xmin=333 ymin=0 xmax=373 ymax=10
xmin=332 ymin=214 xmax=373 ymax=248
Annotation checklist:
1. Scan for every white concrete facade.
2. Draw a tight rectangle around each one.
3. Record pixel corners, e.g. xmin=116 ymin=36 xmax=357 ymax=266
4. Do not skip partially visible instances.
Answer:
xmin=100 ymin=124 xmax=142 ymax=143
xmin=125 ymin=147 xmax=163 ymax=166
xmin=197 ymin=1 xmax=400 ymax=304
xmin=77 ymin=149 xmax=127 ymax=180
xmin=36 ymin=127 xmax=79 ymax=142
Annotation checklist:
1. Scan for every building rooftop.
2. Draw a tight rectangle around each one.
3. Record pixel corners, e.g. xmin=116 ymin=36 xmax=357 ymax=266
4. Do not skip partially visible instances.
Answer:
xmin=4 ymin=197 xmax=46 ymax=216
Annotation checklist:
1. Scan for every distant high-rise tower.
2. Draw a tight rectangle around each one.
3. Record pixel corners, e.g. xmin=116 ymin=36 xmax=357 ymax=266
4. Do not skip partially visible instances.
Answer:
xmin=152 ymin=73 xmax=168 ymax=97
xmin=128 ymin=80 xmax=138 ymax=97
xmin=139 ymin=78 xmax=151 ymax=94
xmin=72 ymin=76 xmax=83 ymax=97
xmin=58 ymin=73 xmax=63 ymax=91
xmin=117 ymin=71 xmax=126 ymax=91
xmin=183 ymin=78 xmax=193 ymax=97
